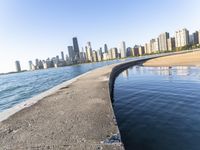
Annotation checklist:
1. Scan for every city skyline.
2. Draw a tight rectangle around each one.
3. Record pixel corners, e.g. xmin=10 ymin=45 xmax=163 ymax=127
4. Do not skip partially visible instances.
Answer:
xmin=14 ymin=26 xmax=200 ymax=73
xmin=1 ymin=0 xmax=200 ymax=73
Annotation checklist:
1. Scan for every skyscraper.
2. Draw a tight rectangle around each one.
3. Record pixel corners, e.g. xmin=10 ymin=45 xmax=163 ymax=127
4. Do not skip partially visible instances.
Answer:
xmin=92 ymin=50 xmax=98 ymax=62
xmin=15 ymin=61 xmax=21 ymax=72
xmin=145 ymin=43 xmax=151 ymax=54
xmin=158 ymin=32 xmax=170 ymax=51
xmin=138 ymin=46 xmax=145 ymax=56
xmin=86 ymin=42 xmax=93 ymax=62
xmin=119 ymin=41 xmax=126 ymax=58
xmin=111 ymin=48 xmax=118 ymax=59
xmin=150 ymin=38 xmax=160 ymax=53
xmin=167 ymin=37 xmax=176 ymax=51
xmin=104 ymin=44 xmax=108 ymax=53
xmin=198 ymin=30 xmax=200 ymax=44
xmin=72 ymin=37 xmax=80 ymax=62
xmin=189 ymin=34 xmax=194 ymax=45
xmin=28 ymin=61 xmax=33 ymax=71
xmin=133 ymin=45 xmax=139 ymax=56
xmin=192 ymin=31 xmax=199 ymax=45
xmin=175 ymin=28 xmax=189 ymax=47
xmin=68 ymin=46 xmax=75 ymax=62
xmin=61 ymin=51 xmax=65 ymax=61
xmin=97 ymin=48 xmax=103 ymax=61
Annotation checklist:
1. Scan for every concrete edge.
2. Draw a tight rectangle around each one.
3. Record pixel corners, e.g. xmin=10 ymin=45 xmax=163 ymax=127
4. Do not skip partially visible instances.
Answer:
xmin=0 ymin=67 xmax=106 ymax=122
xmin=0 ymin=49 xmax=199 ymax=124
xmin=106 ymin=49 xmax=200 ymax=149
xmin=109 ymin=48 xmax=200 ymax=102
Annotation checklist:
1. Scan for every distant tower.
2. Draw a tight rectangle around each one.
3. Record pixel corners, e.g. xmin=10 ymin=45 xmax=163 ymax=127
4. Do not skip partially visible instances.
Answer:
xmin=68 ymin=46 xmax=75 ymax=62
xmin=104 ymin=44 xmax=108 ymax=53
xmin=61 ymin=51 xmax=65 ymax=61
xmin=119 ymin=41 xmax=126 ymax=58
xmin=86 ymin=42 xmax=93 ymax=62
xmin=73 ymin=37 xmax=80 ymax=62
xmin=28 ymin=61 xmax=33 ymax=70
xmin=158 ymin=32 xmax=170 ymax=52
xmin=15 ymin=61 xmax=21 ymax=72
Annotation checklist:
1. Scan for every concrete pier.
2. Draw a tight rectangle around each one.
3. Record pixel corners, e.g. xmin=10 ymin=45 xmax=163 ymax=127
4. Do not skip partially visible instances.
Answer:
xmin=0 ymin=64 xmax=124 ymax=149
xmin=0 ymin=50 xmax=198 ymax=149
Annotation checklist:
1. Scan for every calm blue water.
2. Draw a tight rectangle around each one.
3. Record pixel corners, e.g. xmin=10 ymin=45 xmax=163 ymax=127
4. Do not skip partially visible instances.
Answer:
xmin=113 ymin=66 xmax=200 ymax=150
xmin=0 ymin=60 xmax=126 ymax=112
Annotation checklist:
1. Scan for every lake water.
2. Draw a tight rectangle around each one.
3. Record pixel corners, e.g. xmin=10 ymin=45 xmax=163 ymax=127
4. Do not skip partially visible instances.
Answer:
xmin=0 ymin=60 xmax=125 ymax=112
xmin=113 ymin=66 xmax=200 ymax=150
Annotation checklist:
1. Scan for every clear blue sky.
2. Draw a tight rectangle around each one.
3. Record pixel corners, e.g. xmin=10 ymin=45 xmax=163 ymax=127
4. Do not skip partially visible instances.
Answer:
xmin=0 ymin=0 xmax=200 ymax=73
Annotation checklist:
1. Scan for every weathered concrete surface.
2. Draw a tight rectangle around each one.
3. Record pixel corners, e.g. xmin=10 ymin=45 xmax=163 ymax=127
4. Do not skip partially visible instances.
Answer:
xmin=0 ymin=50 xmax=198 ymax=149
xmin=0 ymin=64 xmax=123 ymax=150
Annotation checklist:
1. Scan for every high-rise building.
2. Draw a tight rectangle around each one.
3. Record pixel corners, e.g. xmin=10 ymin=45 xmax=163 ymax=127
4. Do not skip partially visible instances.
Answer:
xmin=138 ymin=46 xmax=145 ymax=56
xmin=167 ymin=37 xmax=176 ymax=51
xmin=189 ymin=34 xmax=194 ymax=45
xmin=97 ymin=48 xmax=103 ymax=61
xmin=133 ymin=45 xmax=139 ymax=56
xmin=79 ymin=50 xmax=86 ymax=63
xmin=126 ymin=47 xmax=133 ymax=57
xmin=108 ymin=48 xmax=118 ymax=59
xmin=104 ymin=44 xmax=108 ymax=53
xmin=68 ymin=46 xmax=75 ymax=62
xmin=193 ymin=31 xmax=199 ymax=45
xmin=86 ymin=42 xmax=93 ymax=62
xmin=134 ymin=45 xmax=140 ymax=56
xmin=42 ymin=60 xmax=52 ymax=69
xmin=158 ymin=32 xmax=170 ymax=51
xmin=119 ymin=41 xmax=126 ymax=58
xmin=72 ymin=37 xmax=80 ymax=62
xmin=61 ymin=51 xmax=65 ymax=61
xmin=103 ymin=53 xmax=109 ymax=61
xmin=15 ymin=61 xmax=21 ymax=72
xmin=111 ymin=48 xmax=118 ymax=59
xmin=198 ymin=30 xmax=200 ymax=44
xmin=28 ymin=61 xmax=33 ymax=71
xmin=175 ymin=28 xmax=189 ymax=47
xmin=150 ymin=38 xmax=160 ymax=53
xmin=35 ymin=59 xmax=39 ymax=69
xmin=145 ymin=43 xmax=151 ymax=54
xmin=92 ymin=50 xmax=98 ymax=62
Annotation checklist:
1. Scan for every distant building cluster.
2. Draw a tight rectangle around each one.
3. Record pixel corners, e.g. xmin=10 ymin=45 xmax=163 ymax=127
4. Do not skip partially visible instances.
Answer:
xmin=15 ymin=28 xmax=200 ymax=72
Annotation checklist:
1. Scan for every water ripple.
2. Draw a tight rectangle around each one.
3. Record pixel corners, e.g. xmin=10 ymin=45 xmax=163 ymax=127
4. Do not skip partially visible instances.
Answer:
xmin=113 ymin=66 xmax=200 ymax=150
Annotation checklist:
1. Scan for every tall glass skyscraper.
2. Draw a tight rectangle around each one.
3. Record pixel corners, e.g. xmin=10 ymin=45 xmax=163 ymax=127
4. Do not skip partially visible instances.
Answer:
xmin=72 ymin=37 xmax=80 ymax=62
xmin=104 ymin=44 xmax=108 ymax=53
xmin=15 ymin=61 xmax=21 ymax=72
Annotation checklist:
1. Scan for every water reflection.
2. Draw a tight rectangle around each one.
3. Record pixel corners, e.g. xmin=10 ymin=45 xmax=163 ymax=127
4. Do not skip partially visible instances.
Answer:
xmin=122 ymin=70 xmax=129 ymax=78
xmin=113 ymin=65 xmax=200 ymax=150
xmin=126 ymin=66 xmax=198 ymax=77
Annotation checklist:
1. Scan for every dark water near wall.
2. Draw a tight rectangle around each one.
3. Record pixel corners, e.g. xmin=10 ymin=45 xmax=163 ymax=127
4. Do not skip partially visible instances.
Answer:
xmin=113 ymin=66 xmax=200 ymax=150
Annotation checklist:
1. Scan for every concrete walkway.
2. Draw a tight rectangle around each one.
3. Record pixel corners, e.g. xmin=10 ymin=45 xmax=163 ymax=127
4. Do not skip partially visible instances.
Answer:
xmin=1 ymin=50 xmax=198 ymax=149
xmin=0 ymin=64 xmax=123 ymax=149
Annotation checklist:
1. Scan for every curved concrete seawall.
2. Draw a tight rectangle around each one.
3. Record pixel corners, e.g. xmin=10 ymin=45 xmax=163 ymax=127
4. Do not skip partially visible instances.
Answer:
xmin=109 ymin=48 xmax=200 ymax=100
xmin=0 ymin=50 xmax=198 ymax=149
xmin=0 ymin=63 xmax=124 ymax=149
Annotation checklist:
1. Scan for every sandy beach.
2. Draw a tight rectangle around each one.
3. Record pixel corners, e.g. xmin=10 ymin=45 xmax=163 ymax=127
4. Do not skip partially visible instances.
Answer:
xmin=143 ymin=50 xmax=200 ymax=67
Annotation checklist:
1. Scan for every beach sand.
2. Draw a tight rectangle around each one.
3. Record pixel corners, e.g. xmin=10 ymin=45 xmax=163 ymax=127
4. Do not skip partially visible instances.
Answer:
xmin=143 ymin=50 xmax=200 ymax=67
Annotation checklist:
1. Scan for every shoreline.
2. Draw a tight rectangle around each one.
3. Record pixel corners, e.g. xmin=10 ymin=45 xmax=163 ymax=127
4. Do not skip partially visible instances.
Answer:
xmin=0 ymin=68 xmax=98 ymax=122
xmin=0 ymin=50 xmax=199 ymax=149
xmin=143 ymin=49 xmax=200 ymax=67
xmin=0 ymin=63 xmax=124 ymax=149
